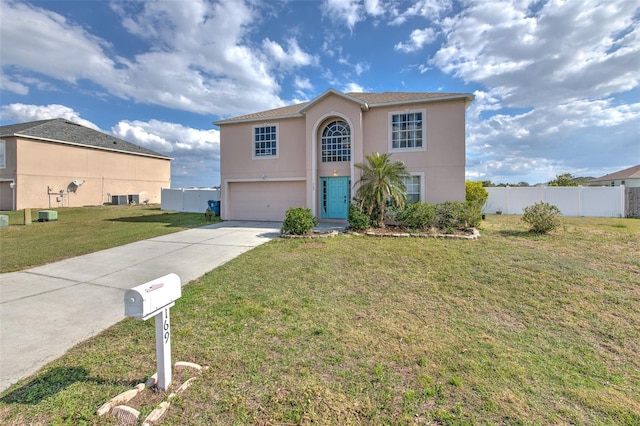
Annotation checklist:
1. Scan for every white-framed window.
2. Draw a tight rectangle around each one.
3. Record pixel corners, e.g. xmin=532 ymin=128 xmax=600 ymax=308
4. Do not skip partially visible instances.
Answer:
xmin=0 ymin=140 xmax=6 ymax=169
xmin=389 ymin=110 xmax=426 ymax=151
xmin=253 ymin=124 xmax=278 ymax=158
xmin=321 ymin=120 xmax=351 ymax=162
xmin=402 ymin=175 xmax=421 ymax=204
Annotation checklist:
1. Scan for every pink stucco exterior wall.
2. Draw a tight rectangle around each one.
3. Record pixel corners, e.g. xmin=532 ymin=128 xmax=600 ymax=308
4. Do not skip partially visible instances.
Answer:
xmin=0 ymin=137 xmax=170 ymax=210
xmin=218 ymin=91 xmax=471 ymax=221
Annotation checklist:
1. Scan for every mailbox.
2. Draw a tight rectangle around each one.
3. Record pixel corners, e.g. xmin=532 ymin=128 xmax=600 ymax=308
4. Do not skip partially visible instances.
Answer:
xmin=124 ymin=273 xmax=181 ymax=320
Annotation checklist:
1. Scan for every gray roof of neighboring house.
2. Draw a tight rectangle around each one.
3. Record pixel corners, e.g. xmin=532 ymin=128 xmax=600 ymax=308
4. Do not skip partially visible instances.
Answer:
xmin=590 ymin=164 xmax=640 ymax=182
xmin=0 ymin=118 xmax=171 ymax=159
xmin=214 ymin=89 xmax=475 ymax=125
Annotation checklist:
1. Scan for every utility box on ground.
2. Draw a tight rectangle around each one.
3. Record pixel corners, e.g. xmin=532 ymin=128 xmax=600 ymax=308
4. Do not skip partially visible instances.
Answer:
xmin=38 ymin=210 xmax=58 ymax=222
xmin=111 ymin=195 xmax=128 ymax=205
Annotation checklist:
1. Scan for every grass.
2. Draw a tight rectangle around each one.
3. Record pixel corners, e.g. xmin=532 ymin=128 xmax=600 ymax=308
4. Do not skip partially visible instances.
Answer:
xmin=1 ymin=215 xmax=639 ymax=424
xmin=0 ymin=205 xmax=218 ymax=272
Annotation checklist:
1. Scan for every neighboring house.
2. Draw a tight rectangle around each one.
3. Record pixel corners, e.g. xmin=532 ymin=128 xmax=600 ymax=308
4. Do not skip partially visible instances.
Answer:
xmin=214 ymin=88 xmax=474 ymax=221
xmin=0 ymin=119 xmax=171 ymax=210
xmin=589 ymin=164 xmax=640 ymax=187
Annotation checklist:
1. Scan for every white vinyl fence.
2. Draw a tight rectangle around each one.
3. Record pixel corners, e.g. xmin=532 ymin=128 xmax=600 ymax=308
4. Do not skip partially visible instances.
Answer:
xmin=485 ymin=186 xmax=626 ymax=217
xmin=161 ymin=188 xmax=220 ymax=213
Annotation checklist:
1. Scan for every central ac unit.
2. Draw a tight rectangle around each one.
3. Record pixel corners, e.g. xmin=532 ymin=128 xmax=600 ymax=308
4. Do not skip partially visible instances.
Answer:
xmin=112 ymin=195 xmax=128 ymax=205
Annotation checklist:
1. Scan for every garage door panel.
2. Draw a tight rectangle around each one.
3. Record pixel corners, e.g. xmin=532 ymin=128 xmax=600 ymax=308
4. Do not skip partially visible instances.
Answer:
xmin=228 ymin=181 xmax=306 ymax=221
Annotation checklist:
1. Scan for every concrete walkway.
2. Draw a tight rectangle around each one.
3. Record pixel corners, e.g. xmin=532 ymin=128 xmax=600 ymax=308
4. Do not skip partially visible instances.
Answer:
xmin=0 ymin=221 xmax=283 ymax=393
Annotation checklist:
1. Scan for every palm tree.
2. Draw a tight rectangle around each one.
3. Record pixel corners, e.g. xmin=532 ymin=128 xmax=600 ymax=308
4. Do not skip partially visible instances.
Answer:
xmin=354 ymin=152 xmax=410 ymax=228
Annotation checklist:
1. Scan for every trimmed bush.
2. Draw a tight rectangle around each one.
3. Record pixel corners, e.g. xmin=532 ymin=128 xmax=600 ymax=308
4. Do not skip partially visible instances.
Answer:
xmin=348 ymin=203 xmax=370 ymax=230
xmin=435 ymin=201 xmax=466 ymax=233
xmin=465 ymin=180 xmax=489 ymax=206
xmin=462 ymin=201 xmax=483 ymax=228
xmin=396 ymin=202 xmax=436 ymax=230
xmin=522 ymin=202 xmax=562 ymax=234
xmin=282 ymin=207 xmax=318 ymax=235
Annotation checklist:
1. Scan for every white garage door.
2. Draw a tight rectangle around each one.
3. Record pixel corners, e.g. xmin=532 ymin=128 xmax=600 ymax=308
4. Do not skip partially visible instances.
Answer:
xmin=228 ymin=181 xmax=306 ymax=221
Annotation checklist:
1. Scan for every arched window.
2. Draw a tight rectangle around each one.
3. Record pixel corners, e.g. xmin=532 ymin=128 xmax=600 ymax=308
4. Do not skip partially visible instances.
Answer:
xmin=321 ymin=120 xmax=351 ymax=162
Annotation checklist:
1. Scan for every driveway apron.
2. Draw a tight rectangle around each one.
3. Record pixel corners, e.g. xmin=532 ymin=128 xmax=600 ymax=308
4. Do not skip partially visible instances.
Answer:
xmin=0 ymin=221 xmax=281 ymax=393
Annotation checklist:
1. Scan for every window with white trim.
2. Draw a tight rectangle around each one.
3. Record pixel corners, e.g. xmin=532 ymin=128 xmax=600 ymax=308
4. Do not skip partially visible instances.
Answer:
xmin=253 ymin=125 xmax=278 ymax=158
xmin=321 ymin=120 xmax=351 ymax=162
xmin=390 ymin=110 xmax=425 ymax=150
xmin=0 ymin=140 xmax=5 ymax=169
xmin=403 ymin=175 xmax=421 ymax=204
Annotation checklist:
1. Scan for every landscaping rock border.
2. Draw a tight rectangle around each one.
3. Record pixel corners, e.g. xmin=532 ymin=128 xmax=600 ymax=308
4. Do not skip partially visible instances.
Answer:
xmin=97 ymin=361 xmax=208 ymax=425
xmin=280 ymin=228 xmax=480 ymax=240
xmin=280 ymin=230 xmax=339 ymax=239
xmin=354 ymin=228 xmax=480 ymax=240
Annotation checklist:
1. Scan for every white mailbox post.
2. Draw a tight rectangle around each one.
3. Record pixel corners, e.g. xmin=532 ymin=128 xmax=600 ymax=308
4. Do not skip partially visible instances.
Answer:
xmin=124 ymin=273 xmax=181 ymax=391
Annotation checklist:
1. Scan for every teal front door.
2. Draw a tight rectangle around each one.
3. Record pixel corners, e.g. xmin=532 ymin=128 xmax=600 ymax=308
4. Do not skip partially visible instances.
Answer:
xmin=321 ymin=177 xmax=350 ymax=219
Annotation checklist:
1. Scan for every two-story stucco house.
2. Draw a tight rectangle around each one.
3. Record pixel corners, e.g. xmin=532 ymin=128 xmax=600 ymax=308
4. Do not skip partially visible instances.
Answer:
xmin=214 ymin=89 xmax=474 ymax=222
xmin=0 ymin=119 xmax=171 ymax=210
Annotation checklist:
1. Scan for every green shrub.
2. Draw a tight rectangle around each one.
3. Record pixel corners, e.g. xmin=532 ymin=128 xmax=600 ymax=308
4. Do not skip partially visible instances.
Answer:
xmin=462 ymin=201 xmax=483 ymax=228
xmin=282 ymin=207 xmax=318 ymax=235
xmin=522 ymin=202 xmax=562 ymax=234
xmin=435 ymin=201 xmax=466 ymax=233
xmin=465 ymin=180 xmax=489 ymax=207
xmin=396 ymin=202 xmax=436 ymax=230
xmin=348 ymin=202 xmax=370 ymax=230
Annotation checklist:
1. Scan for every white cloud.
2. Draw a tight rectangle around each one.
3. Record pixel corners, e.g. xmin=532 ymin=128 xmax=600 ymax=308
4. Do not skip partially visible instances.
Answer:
xmin=262 ymin=38 xmax=319 ymax=69
xmin=111 ymin=120 xmax=221 ymax=188
xmin=336 ymin=53 xmax=370 ymax=77
xmin=390 ymin=0 xmax=451 ymax=25
xmin=109 ymin=0 xmax=285 ymax=115
xmin=431 ymin=0 xmax=640 ymax=107
xmin=465 ymin=96 xmax=640 ymax=183
xmin=394 ymin=28 xmax=436 ymax=53
xmin=421 ymin=0 xmax=640 ymax=183
xmin=0 ymin=2 xmax=115 ymax=85
xmin=112 ymin=119 xmax=219 ymax=156
xmin=0 ymin=103 xmax=100 ymax=130
xmin=343 ymin=82 xmax=365 ymax=93
xmin=0 ymin=75 xmax=29 ymax=95
xmin=294 ymin=76 xmax=313 ymax=91
xmin=0 ymin=0 xmax=321 ymax=117
xmin=364 ymin=0 xmax=385 ymax=16
xmin=324 ymin=0 xmax=363 ymax=30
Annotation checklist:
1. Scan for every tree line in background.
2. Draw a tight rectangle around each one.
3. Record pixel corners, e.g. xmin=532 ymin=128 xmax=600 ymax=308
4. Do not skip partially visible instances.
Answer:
xmin=481 ymin=173 xmax=594 ymax=188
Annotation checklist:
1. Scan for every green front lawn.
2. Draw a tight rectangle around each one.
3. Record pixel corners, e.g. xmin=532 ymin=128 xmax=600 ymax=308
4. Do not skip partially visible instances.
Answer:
xmin=1 ymin=215 xmax=639 ymax=424
xmin=0 ymin=205 xmax=218 ymax=272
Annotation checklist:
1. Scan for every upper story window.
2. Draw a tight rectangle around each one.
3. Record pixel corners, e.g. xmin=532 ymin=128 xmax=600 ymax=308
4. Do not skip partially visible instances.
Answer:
xmin=321 ymin=120 xmax=351 ymax=162
xmin=390 ymin=110 xmax=425 ymax=151
xmin=0 ymin=140 xmax=5 ymax=169
xmin=253 ymin=125 xmax=278 ymax=158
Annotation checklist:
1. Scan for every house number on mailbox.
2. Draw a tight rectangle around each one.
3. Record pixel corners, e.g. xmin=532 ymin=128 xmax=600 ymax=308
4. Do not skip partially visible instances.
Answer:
xmin=154 ymin=306 xmax=173 ymax=390
xmin=163 ymin=309 xmax=170 ymax=344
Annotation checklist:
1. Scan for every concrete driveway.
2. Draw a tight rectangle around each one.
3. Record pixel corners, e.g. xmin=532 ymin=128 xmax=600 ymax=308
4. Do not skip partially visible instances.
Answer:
xmin=0 ymin=221 xmax=281 ymax=393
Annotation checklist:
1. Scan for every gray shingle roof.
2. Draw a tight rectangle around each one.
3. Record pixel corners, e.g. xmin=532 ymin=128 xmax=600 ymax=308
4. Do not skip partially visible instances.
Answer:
xmin=591 ymin=164 xmax=640 ymax=182
xmin=214 ymin=90 xmax=475 ymax=125
xmin=0 ymin=118 xmax=170 ymax=159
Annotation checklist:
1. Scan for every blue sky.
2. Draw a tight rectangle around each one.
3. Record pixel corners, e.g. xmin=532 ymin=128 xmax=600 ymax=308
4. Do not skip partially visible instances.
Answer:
xmin=1 ymin=0 xmax=638 ymax=188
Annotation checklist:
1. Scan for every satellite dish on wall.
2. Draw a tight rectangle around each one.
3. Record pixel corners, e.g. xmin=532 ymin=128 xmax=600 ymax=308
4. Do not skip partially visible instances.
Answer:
xmin=67 ymin=180 xmax=85 ymax=193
